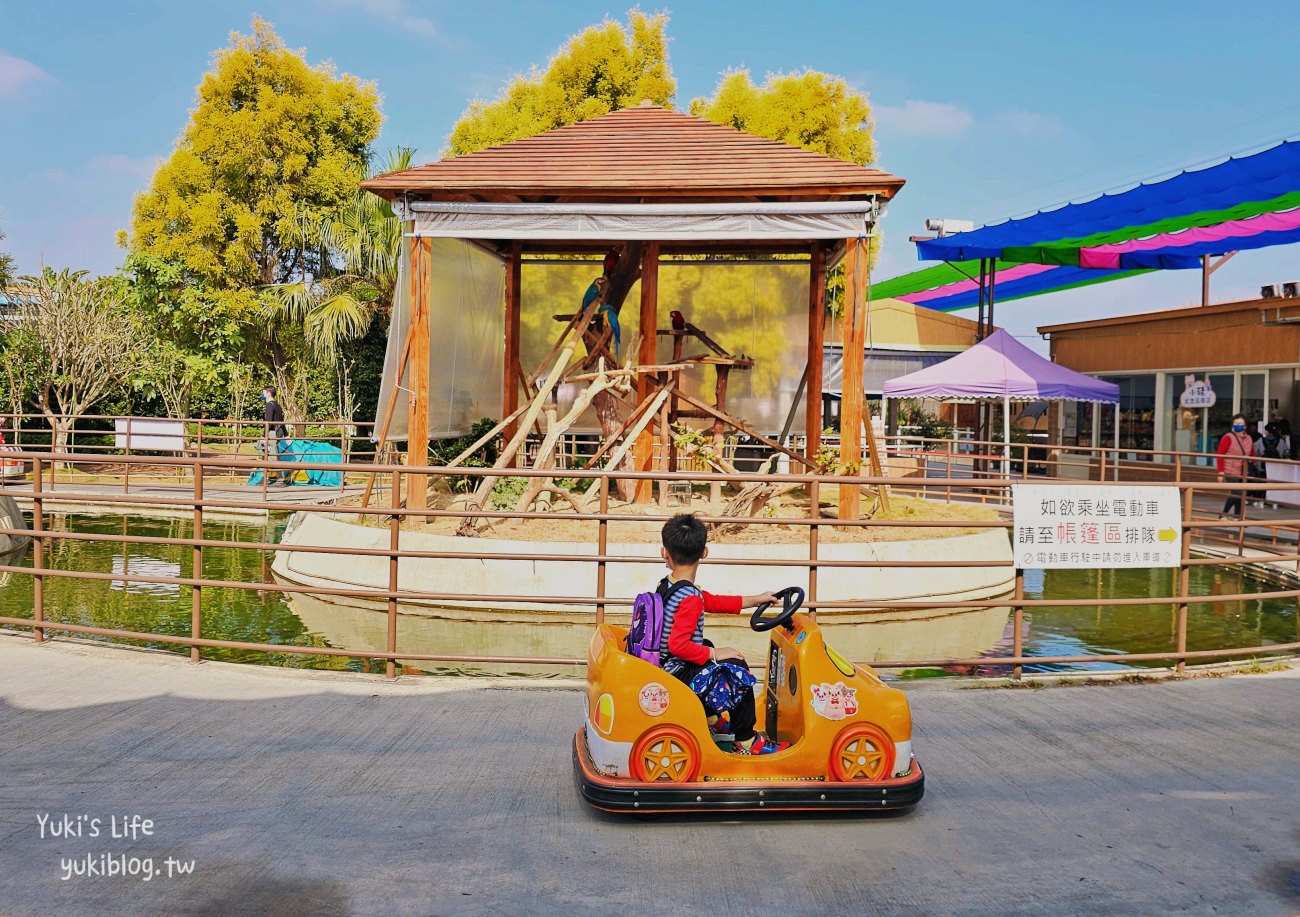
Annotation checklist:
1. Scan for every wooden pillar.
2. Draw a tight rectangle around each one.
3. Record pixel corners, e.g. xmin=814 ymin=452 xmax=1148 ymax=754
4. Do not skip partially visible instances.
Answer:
xmin=838 ymin=237 xmax=867 ymax=521
xmin=407 ymin=237 xmax=431 ymax=512
xmin=709 ymin=365 xmax=731 ymax=504
xmin=806 ymin=244 xmax=827 ymax=458
xmin=633 ymin=242 xmax=660 ymax=503
xmin=502 ymin=241 xmax=522 ymax=457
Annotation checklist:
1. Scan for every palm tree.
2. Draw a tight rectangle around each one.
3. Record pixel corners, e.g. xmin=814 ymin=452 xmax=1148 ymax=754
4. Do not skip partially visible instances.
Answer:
xmin=264 ymin=147 xmax=412 ymax=360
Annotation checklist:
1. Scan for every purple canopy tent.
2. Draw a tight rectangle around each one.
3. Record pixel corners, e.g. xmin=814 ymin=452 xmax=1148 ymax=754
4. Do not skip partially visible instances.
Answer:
xmin=882 ymin=329 xmax=1120 ymax=475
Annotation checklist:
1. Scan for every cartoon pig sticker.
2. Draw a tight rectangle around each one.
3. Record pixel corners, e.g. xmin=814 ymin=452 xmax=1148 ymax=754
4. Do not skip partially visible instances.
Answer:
xmin=810 ymin=681 xmax=859 ymax=721
xmin=638 ymin=682 xmax=670 ymax=717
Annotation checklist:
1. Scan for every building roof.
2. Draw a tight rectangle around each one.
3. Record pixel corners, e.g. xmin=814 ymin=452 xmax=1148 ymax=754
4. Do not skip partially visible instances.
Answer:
xmin=361 ymin=103 xmax=905 ymax=203
xmin=826 ymin=297 xmax=983 ymax=351
xmin=1038 ymin=294 xmax=1300 ymax=335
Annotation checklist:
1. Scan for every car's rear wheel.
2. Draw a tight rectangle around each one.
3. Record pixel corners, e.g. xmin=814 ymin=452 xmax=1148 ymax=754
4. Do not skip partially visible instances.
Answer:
xmin=630 ymin=725 xmax=701 ymax=783
xmin=829 ymin=723 xmax=896 ymax=782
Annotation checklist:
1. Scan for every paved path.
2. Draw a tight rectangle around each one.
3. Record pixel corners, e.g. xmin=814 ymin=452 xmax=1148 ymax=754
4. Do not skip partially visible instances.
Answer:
xmin=0 ymin=635 xmax=1297 ymax=917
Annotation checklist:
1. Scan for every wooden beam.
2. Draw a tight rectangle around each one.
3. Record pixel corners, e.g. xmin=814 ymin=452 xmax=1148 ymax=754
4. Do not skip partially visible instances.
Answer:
xmin=709 ymin=365 xmax=731 ymax=503
xmin=806 ymin=244 xmax=826 ymax=458
xmin=520 ymin=239 xmax=819 ymax=257
xmin=862 ymin=397 xmax=890 ymax=513
xmin=502 ymin=241 xmax=522 ymax=456
xmin=838 ymin=236 xmax=867 ymax=521
xmin=633 ymin=241 xmax=660 ymax=503
xmin=407 ymin=237 xmax=432 ymax=512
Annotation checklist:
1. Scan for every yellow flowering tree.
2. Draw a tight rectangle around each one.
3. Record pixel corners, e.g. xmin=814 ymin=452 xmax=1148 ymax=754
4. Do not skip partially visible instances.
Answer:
xmin=446 ymin=11 xmax=674 ymax=155
xmin=125 ymin=17 xmax=382 ymax=421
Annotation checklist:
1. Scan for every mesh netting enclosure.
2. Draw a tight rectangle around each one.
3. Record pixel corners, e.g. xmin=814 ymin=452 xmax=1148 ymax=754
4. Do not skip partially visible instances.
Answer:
xmin=376 ymin=237 xmax=507 ymax=441
xmin=377 ymin=250 xmax=810 ymax=440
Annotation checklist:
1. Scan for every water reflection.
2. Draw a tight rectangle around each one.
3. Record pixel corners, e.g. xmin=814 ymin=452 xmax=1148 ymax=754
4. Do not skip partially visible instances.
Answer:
xmin=0 ymin=513 xmax=1294 ymax=677
xmin=110 ymin=555 xmax=181 ymax=596
xmin=906 ymin=564 xmax=1298 ymax=678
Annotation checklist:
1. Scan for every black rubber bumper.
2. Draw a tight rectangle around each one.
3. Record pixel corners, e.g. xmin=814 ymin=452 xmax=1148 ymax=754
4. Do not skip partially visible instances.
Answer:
xmin=573 ymin=730 xmax=925 ymax=814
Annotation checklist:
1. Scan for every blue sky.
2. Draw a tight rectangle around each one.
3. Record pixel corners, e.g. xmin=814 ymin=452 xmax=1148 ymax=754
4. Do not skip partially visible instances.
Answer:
xmin=3 ymin=0 xmax=1299 ymax=351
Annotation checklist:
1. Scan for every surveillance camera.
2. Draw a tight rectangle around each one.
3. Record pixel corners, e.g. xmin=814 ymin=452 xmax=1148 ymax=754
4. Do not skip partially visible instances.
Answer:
xmin=924 ymin=218 xmax=975 ymax=236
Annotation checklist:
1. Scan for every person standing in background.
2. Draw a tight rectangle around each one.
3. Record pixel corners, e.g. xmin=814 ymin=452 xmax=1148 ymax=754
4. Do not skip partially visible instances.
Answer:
xmin=1274 ymin=416 xmax=1294 ymax=459
xmin=262 ymin=386 xmax=289 ymax=486
xmin=1216 ymin=413 xmax=1253 ymax=518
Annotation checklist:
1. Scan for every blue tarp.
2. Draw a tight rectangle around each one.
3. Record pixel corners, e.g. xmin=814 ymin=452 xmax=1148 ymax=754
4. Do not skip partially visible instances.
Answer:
xmin=915 ymin=140 xmax=1300 ymax=264
xmin=247 ymin=440 xmax=344 ymax=487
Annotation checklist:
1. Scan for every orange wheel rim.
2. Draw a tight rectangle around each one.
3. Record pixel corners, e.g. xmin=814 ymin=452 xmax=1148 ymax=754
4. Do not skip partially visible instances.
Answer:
xmin=829 ymin=723 xmax=896 ymax=782
xmin=630 ymin=726 xmax=700 ymax=783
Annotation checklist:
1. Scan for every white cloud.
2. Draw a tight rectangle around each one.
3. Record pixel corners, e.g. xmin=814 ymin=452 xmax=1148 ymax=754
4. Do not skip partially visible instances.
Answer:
xmin=874 ymin=100 xmax=973 ymax=137
xmin=316 ymin=0 xmax=443 ymax=41
xmin=995 ymin=108 xmax=1066 ymax=140
xmin=0 ymin=51 xmax=54 ymax=100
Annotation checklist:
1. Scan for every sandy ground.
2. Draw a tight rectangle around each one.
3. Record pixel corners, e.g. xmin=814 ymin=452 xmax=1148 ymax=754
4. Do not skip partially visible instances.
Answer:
xmin=341 ymin=484 xmax=1001 ymax=545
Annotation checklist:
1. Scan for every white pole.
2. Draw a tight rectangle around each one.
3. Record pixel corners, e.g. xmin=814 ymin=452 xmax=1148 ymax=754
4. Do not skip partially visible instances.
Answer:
xmin=1113 ymin=403 xmax=1120 ymax=481
xmin=1003 ymin=394 xmax=1011 ymax=478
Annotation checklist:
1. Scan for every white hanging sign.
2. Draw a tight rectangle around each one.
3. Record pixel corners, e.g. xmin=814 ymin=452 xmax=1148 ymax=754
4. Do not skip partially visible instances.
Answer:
xmin=1012 ymin=484 xmax=1182 ymax=569
xmin=1179 ymin=376 xmax=1217 ymax=408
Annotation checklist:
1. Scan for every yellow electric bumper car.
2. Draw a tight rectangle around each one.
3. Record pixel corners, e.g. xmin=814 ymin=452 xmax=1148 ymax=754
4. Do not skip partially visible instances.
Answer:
xmin=574 ymin=588 xmax=925 ymax=814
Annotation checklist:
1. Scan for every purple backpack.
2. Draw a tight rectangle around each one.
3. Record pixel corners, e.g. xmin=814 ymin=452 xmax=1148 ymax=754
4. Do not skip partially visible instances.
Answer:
xmin=626 ymin=578 xmax=691 ymax=665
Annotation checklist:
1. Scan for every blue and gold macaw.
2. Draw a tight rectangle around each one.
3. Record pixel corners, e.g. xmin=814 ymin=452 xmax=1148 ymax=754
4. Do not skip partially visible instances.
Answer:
xmin=582 ymin=276 xmax=619 ymax=357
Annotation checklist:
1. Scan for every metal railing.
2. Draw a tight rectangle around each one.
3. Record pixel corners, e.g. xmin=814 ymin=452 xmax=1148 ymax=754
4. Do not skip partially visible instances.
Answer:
xmin=0 ymin=412 xmax=381 ymax=487
xmin=0 ymin=446 xmax=1296 ymax=680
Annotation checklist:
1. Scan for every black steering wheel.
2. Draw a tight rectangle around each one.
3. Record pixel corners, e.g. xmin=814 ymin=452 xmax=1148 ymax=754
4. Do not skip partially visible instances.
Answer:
xmin=749 ymin=586 xmax=805 ymax=632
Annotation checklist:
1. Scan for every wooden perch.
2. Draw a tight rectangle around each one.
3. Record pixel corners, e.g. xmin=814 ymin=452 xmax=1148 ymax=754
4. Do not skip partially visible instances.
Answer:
xmin=565 ymin=363 xmax=690 ymax=384
xmin=672 ymin=389 xmax=817 ymax=470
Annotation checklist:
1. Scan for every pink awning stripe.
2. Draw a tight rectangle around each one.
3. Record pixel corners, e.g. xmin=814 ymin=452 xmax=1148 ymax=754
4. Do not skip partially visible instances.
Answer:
xmin=898 ymin=262 xmax=1054 ymax=304
xmin=1079 ymin=207 xmax=1300 ymax=269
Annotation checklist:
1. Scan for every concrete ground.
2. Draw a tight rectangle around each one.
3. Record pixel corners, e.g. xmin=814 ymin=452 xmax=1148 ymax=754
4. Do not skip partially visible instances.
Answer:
xmin=0 ymin=635 xmax=1297 ymax=917
xmin=3 ymin=478 xmax=361 ymax=521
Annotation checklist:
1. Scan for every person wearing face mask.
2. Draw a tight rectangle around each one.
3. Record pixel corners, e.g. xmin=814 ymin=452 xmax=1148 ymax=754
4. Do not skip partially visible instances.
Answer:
xmin=1215 ymin=413 xmax=1254 ymax=518
xmin=261 ymin=386 xmax=289 ymax=486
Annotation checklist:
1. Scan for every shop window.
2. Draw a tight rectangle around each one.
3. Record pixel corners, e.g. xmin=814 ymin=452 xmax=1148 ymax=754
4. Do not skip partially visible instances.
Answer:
xmin=1099 ymin=375 xmax=1156 ymax=456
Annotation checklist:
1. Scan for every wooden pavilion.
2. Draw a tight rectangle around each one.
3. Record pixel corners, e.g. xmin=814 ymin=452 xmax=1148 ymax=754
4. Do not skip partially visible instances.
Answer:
xmin=360 ymin=103 xmax=905 ymax=518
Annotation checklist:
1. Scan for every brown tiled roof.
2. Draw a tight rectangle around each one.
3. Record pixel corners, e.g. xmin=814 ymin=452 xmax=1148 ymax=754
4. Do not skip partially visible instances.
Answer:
xmin=362 ymin=103 xmax=905 ymax=202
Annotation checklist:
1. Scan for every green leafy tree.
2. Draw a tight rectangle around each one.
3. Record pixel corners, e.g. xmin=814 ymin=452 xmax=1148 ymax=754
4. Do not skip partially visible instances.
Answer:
xmin=692 ymin=69 xmax=878 ymax=315
xmin=124 ymin=17 xmax=382 ymax=422
xmin=264 ymin=147 xmax=411 ymax=362
xmin=446 ymin=11 xmax=674 ymax=155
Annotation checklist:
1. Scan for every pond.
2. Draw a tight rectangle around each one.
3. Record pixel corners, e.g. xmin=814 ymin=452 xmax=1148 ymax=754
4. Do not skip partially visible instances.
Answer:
xmin=0 ymin=514 xmax=1295 ymax=677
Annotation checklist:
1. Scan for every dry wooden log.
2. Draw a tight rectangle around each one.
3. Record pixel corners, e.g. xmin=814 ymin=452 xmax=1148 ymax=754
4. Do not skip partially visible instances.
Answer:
xmin=579 ymin=383 xmax=673 ymax=506
xmin=511 ymin=372 xmax=621 ymax=513
xmin=456 ymin=299 xmax=603 ymax=535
